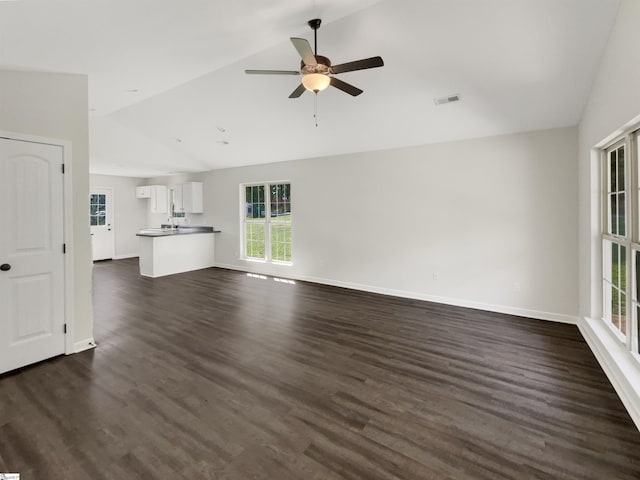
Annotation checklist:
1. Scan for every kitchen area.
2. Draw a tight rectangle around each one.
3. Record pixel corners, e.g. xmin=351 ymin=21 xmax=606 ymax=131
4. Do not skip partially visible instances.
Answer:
xmin=90 ymin=174 xmax=220 ymax=277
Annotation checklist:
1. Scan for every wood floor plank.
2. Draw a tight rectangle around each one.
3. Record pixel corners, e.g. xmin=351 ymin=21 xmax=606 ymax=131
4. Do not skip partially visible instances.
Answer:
xmin=1 ymin=258 xmax=639 ymax=479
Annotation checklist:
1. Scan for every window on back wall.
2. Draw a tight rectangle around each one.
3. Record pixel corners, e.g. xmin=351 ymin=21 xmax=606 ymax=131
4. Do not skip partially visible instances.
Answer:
xmin=601 ymin=133 xmax=640 ymax=357
xmin=242 ymin=182 xmax=291 ymax=263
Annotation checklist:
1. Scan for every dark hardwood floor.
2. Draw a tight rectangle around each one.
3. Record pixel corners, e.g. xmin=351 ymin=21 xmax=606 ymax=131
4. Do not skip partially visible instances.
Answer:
xmin=1 ymin=258 xmax=640 ymax=479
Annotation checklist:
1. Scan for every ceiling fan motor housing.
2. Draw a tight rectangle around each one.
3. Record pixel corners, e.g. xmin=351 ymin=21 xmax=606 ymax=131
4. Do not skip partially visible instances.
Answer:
xmin=301 ymin=55 xmax=332 ymax=74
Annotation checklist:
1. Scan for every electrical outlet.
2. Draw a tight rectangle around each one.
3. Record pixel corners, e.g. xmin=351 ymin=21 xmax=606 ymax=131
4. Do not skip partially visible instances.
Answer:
xmin=513 ymin=281 xmax=521 ymax=292
xmin=433 ymin=272 xmax=439 ymax=281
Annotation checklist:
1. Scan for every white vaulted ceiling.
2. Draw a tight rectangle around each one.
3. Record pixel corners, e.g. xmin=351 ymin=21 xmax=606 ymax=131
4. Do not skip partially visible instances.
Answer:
xmin=0 ymin=0 xmax=620 ymax=177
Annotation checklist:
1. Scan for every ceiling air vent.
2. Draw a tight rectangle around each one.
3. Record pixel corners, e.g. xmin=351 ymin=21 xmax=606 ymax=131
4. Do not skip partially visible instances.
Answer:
xmin=434 ymin=94 xmax=461 ymax=106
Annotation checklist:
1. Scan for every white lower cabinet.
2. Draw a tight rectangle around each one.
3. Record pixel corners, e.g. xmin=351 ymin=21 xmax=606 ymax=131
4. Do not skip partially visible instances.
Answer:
xmin=138 ymin=233 xmax=215 ymax=278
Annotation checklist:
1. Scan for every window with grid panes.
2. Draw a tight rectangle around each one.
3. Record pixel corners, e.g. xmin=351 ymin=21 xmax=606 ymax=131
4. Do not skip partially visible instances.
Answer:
xmin=633 ymin=133 xmax=640 ymax=355
xmin=242 ymin=182 xmax=291 ymax=263
xmin=601 ymin=131 xmax=640 ymax=360
xmin=603 ymin=143 xmax=627 ymax=337
xmin=90 ymin=193 xmax=106 ymax=226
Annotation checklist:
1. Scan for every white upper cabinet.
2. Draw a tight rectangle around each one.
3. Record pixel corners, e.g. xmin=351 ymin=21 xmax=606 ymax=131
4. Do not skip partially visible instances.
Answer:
xmin=137 ymin=185 xmax=167 ymax=213
xmin=136 ymin=186 xmax=151 ymax=198
xmin=150 ymin=185 xmax=168 ymax=213
xmin=174 ymin=182 xmax=203 ymax=213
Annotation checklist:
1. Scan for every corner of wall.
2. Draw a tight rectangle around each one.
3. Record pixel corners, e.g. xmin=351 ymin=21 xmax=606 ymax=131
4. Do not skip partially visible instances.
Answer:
xmin=579 ymin=316 xmax=640 ymax=430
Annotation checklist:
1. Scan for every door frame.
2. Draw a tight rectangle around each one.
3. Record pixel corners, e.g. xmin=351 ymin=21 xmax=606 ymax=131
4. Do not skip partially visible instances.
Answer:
xmin=90 ymin=186 xmax=115 ymax=260
xmin=0 ymin=130 xmax=75 ymax=356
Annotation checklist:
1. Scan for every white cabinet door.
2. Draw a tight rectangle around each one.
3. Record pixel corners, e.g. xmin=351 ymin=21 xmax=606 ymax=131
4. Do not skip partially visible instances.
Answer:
xmin=173 ymin=183 xmax=184 ymax=212
xmin=136 ymin=186 xmax=151 ymax=198
xmin=137 ymin=185 xmax=167 ymax=213
xmin=0 ymin=138 xmax=66 ymax=374
xmin=183 ymin=182 xmax=203 ymax=213
xmin=150 ymin=185 xmax=167 ymax=213
xmin=175 ymin=182 xmax=203 ymax=213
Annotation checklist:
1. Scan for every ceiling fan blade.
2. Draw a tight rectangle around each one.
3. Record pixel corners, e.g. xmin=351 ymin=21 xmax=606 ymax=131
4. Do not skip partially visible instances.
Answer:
xmin=290 ymin=38 xmax=317 ymax=66
xmin=330 ymin=77 xmax=363 ymax=96
xmin=331 ymin=56 xmax=384 ymax=74
xmin=245 ymin=69 xmax=300 ymax=75
xmin=289 ymin=83 xmax=307 ymax=98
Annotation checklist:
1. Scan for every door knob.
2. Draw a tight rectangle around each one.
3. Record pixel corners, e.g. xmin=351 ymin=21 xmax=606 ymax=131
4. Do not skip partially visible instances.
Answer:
xmin=0 ymin=264 xmax=11 ymax=271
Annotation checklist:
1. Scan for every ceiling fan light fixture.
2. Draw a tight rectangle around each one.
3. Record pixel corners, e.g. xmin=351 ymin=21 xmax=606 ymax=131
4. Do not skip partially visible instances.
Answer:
xmin=245 ymin=18 xmax=383 ymax=100
xmin=302 ymin=73 xmax=330 ymax=93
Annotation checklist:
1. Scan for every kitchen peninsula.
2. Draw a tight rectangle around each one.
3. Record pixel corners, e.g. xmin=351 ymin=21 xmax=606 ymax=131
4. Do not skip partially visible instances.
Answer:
xmin=136 ymin=226 xmax=220 ymax=278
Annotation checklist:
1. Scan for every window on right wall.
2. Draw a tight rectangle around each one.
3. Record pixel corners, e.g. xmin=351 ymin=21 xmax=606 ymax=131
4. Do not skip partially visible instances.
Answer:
xmin=601 ymin=132 xmax=640 ymax=356
xmin=603 ymin=142 xmax=627 ymax=337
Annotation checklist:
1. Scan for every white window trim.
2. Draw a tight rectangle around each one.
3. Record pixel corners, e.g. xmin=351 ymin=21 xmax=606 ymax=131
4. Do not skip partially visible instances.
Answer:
xmin=632 ymin=132 xmax=640 ymax=356
xmin=601 ymin=130 xmax=639 ymax=358
xmin=240 ymin=181 xmax=292 ymax=265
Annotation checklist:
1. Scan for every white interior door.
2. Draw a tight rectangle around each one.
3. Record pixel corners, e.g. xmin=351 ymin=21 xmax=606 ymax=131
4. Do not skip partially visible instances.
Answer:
xmin=0 ymin=137 xmax=66 ymax=374
xmin=90 ymin=188 xmax=114 ymax=261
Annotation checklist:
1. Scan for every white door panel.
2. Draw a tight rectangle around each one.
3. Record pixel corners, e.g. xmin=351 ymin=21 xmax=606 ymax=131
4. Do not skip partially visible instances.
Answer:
xmin=90 ymin=188 xmax=114 ymax=261
xmin=0 ymin=138 xmax=66 ymax=374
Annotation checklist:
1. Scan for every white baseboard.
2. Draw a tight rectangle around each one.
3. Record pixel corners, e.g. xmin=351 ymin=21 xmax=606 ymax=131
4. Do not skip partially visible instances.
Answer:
xmin=579 ymin=317 xmax=640 ymax=430
xmin=214 ymin=262 xmax=578 ymax=325
xmin=73 ymin=337 xmax=97 ymax=353
xmin=113 ymin=254 xmax=138 ymax=260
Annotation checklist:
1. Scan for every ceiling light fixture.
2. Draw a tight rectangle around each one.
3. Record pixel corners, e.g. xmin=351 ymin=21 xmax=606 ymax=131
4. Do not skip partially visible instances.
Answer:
xmin=245 ymin=18 xmax=383 ymax=126
xmin=301 ymin=73 xmax=330 ymax=93
xmin=245 ymin=18 xmax=383 ymax=100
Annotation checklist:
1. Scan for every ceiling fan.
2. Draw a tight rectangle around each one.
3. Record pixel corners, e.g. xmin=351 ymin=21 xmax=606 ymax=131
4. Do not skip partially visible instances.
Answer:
xmin=245 ymin=18 xmax=384 ymax=98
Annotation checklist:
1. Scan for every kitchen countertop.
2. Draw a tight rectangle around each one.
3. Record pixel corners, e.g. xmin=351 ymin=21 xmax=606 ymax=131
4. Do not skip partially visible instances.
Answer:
xmin=137 ymin=226 xmax=221 ymax=237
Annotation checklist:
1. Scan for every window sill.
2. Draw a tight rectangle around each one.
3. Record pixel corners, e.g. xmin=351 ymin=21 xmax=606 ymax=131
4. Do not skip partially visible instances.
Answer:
xmin=241 ymin=257 xmax=293 ymax=266
xmin=243 ymin=258 xmax=266 ymax=263
xmin=601 ymin=316 xmax=628 ymax=344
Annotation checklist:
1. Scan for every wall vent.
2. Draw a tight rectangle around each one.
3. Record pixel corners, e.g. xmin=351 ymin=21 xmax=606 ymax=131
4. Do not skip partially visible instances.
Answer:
xmin=434 ymin=94 xmax=461 ymax=106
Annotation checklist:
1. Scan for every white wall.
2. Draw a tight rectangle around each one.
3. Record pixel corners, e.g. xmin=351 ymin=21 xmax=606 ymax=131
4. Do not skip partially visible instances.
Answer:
xmin=90 ymin=174 xmax=148 ymax=258
xmin=577 ymin=0 xmax=640 ymax=428
xmin=202 ymin=126 xmax=578 ymax=322
xmin=579 ymin=0 xmax=640 ymax=318
xmin=0 ymin=70 xmax=92 ymax=346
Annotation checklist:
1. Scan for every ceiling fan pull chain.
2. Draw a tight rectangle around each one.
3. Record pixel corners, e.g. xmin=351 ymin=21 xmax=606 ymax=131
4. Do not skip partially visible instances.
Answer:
xmin=314 ymin=92 xmax=319 ymax=127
